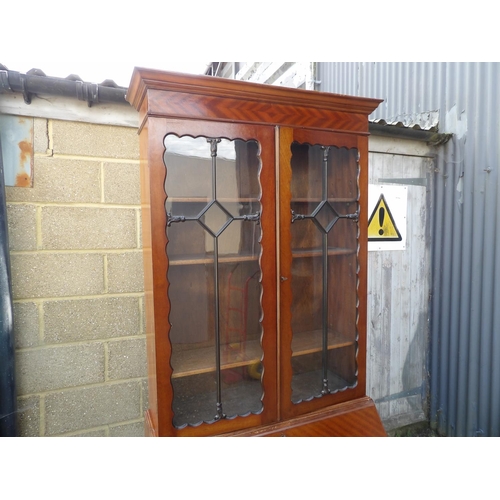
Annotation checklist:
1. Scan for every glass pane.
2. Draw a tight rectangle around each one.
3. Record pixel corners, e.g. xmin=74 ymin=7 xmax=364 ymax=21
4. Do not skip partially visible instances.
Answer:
xmin=328 ymin=147 xmax=358 ymax=201
xmin=290 ymin=143 xmax=323 ymax=201
xmin=170 ymin=262 xmax=216 ymax=427
xmin=166 ymin=209 xmax=210 ymax=262
xmin=327 ymin=251 xmax=358 ymax=389
xmin=290 ymin=142 xmax=359 ymax=403
xmin=199 ymin=201 xmax=233 ymax=237
xmin=219 ymin=223 xmax=263 ymax=418
xmin=164 ymin=135 xmax=212 ymax=203
xmin=164 ymin=134 xmax=263 ymax=427
xmin=217 ymin=139 xmax=261 ymax=215
xmin=291 ymin=244 xmax=324 ymax=403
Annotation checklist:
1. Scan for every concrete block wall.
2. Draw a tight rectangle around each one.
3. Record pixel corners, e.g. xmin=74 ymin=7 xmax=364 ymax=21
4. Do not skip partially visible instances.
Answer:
xmin=6 ymin=117 xmax=147 ymax=436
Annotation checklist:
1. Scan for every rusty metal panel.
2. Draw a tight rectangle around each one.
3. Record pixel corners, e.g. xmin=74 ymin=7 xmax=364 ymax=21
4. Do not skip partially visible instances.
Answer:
xmin=0 ymin=114 xmax=33 ymax=187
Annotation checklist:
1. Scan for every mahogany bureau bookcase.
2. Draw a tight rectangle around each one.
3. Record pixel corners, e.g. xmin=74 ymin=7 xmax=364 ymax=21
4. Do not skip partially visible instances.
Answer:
xmin=126 ymin=68 xmax=386 ymax=437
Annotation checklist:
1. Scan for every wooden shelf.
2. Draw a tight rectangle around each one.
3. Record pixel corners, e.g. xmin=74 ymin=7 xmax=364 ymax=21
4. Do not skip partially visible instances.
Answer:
xmin=292 ymin=247 xmax=355 ymax=259
xmin=168 ymin=249 xmax=354 ymax=267
xmin=167 ymin=197 xmax=260 ymax=203
xmin=168 ymin=248 xmax=354 ymax=266
xmin=292 ymin=329 xmax=354 ymax=356
xmin=171 ymin=339 xmax=262 ymax=379
xmin=169 ymin=253 xmax=259 ymax=266
xmin=292 ymin=197 xmax=357 ymax=203
xmin=171 ymin=329 xmax=354 ymax=379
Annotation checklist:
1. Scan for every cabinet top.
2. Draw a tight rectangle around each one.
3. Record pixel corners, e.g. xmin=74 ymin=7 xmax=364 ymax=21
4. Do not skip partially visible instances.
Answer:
xmin=126 ymin=67 xmax=383 ymax=131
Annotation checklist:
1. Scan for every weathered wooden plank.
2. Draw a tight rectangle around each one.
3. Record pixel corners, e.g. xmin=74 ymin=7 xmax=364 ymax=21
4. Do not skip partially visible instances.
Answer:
xmin=366 ymin=138 xmax=432 ymax=429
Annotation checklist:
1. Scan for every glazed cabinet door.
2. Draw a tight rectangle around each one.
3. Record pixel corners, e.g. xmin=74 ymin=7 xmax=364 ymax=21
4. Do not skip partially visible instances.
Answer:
xmin=146 ymin=119 xmax=277 ymax=436
xmin=279 ymin=128 xmax=368 ymax=419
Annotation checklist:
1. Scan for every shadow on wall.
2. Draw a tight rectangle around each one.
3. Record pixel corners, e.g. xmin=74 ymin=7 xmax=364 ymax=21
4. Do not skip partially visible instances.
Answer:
xmin=402 ymin=311 xmax=428 ymax=416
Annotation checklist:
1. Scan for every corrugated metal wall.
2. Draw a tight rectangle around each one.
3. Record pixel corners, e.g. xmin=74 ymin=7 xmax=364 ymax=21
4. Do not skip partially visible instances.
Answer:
xmin=319 ymin=62 xmax=500 ymax=436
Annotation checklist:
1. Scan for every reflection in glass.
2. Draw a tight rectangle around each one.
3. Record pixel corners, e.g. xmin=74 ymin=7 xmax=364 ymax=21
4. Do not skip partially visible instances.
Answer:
xmin=290 ymin=142 xmax=359 ymax=403
xmin=164 ymin=134 xmax=263 ymax=428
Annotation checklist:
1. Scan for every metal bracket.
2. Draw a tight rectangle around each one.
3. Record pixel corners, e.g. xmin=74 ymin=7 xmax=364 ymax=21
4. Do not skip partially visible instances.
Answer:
xmin=341 ymin=211 xmax=359 ymax=221
xmin=378 ymin=177 xmax=427 ymax=187
xmin=291 ymin=210 xmax=307 ymax=223
xmin=0 ymin=70 xmax=11 ymax=93
xmin=4 ymin=71 xmax=32 ymax=104
xmin=207 ymin=137 xmax=221 ymax=157
xmin=166 ymin=212 xmax=186 ymax=226
xmin=76 ymin=81 xmax=99 ymax=107
xmin=241 ymin=211 xmax=260 ymax=224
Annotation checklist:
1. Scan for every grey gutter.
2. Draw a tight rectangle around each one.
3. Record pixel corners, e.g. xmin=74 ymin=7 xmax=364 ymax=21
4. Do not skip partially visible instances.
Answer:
xmin=0 ymin=67 xmax=128 ymax=106
xmin=0 ymin=134 xmax=16 ymax=436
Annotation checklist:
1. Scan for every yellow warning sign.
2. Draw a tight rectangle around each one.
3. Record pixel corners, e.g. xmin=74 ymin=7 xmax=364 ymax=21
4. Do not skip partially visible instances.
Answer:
xmin=368 ymin=194 xmax=402 ymax=241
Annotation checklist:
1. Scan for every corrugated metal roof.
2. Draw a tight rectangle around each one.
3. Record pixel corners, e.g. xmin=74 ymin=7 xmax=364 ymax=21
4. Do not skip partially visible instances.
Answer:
xmin=369 ymin=120 xmax=451 ymax=145
xmin=371 ymin=117 xmax=438 ymax=132
xmin=372 ymin=111 xmax=440 ymax=131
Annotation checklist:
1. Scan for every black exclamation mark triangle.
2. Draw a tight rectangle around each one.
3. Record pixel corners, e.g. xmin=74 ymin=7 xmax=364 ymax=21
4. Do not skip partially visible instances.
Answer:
xmin=379 ymin=207 xmax=385 ymax=235
xmin=368 ymin=194 xmax=402 ymax=241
